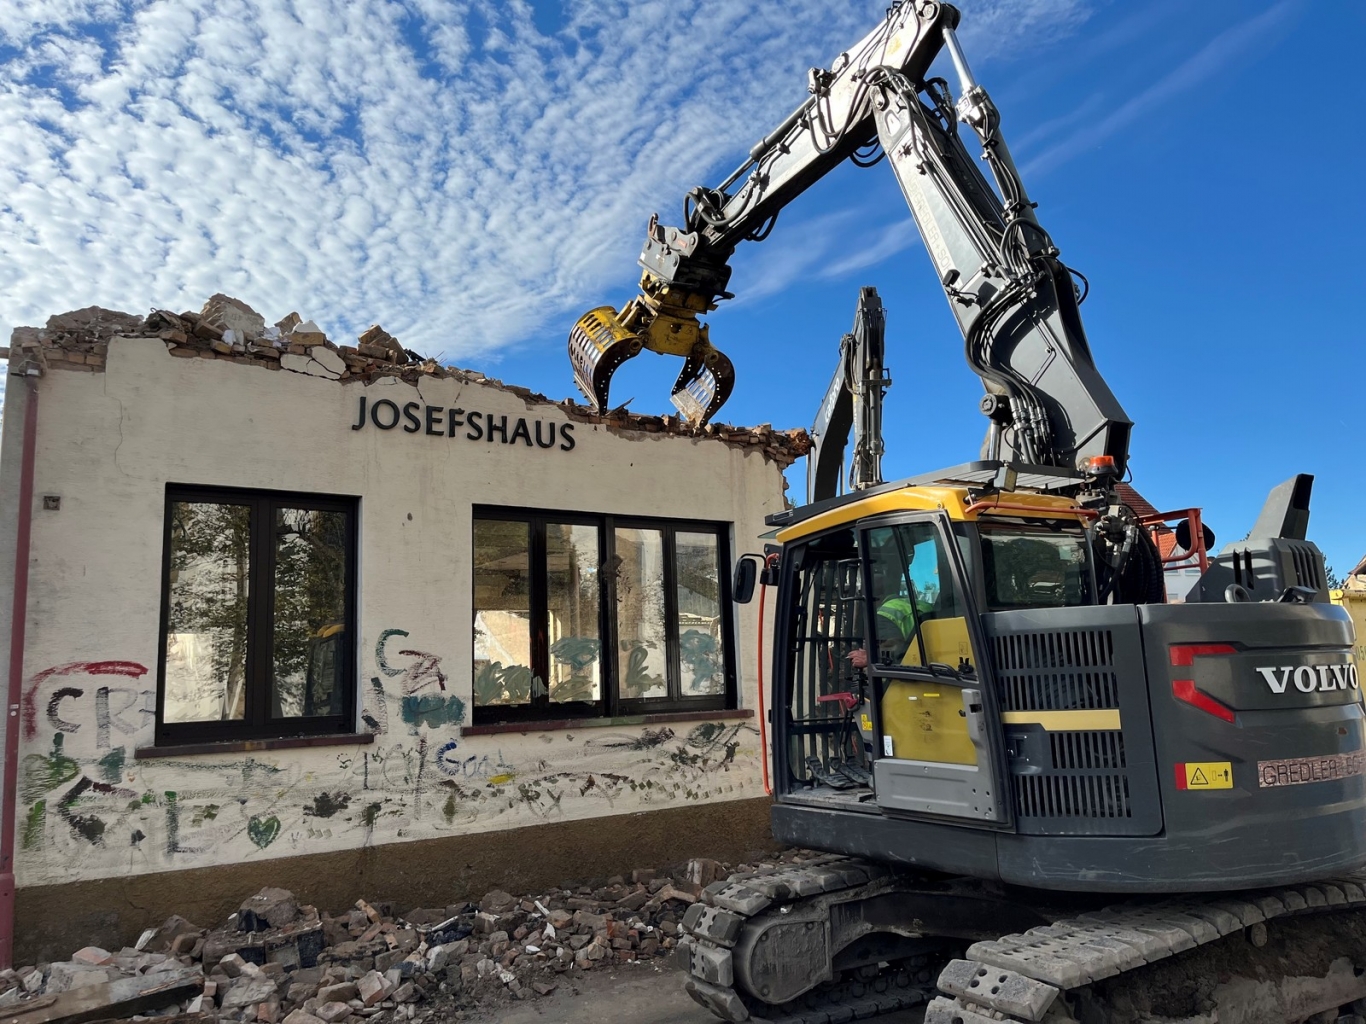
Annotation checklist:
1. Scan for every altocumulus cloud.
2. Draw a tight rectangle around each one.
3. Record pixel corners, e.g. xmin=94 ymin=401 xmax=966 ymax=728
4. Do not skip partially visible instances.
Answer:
xmin=0 ymin=0 xmax=1091 ymax=365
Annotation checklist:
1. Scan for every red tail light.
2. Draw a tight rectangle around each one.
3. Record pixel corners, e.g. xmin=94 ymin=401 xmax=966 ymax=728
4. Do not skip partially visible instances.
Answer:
xmin=1169 ymin=643 xmax=1237 ymax=723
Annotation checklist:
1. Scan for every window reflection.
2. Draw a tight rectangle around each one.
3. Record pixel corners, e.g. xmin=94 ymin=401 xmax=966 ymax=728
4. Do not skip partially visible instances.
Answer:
xmin=676 ymin=532 xmax=724 ymax=695
xmin=163 ymin=501 xmax=252 ymax=722
xmin=473 ymin=520 xmax=538 ymax=706
xmin=547 ymin=523 xmax=601 ymax=703
xmin=271 ymin=508 xmax=348 ymax=718
xmin=613 ymin=528 xmax=668 ymax=699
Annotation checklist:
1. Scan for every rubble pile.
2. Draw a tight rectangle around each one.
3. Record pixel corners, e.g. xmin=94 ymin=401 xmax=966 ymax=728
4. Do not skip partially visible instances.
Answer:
xmin=1 ymin=852 xmax=824 ymax=1023
xmin=3 ymin=297 xmax=812 ymax=467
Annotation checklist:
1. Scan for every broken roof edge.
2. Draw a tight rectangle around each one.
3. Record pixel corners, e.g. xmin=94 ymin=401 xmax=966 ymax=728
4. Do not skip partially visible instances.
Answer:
xmin=7 ymin=304 xmax=812 ymax=467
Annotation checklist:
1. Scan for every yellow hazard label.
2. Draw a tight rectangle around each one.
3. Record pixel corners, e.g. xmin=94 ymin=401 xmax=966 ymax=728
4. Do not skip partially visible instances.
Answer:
xmin=1180 ymin=761 xmax=1233 ymax=790
xmin=860 ymin=714 xmax=873 ymax=733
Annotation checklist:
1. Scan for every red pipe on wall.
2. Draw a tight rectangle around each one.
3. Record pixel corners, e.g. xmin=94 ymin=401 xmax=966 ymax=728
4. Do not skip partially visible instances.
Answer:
xmin=0 ymin=378 xmax=39 ymax=969
xmin=756 ymin=577 xmax=771 ymax=796
xmin=755 ymin=553 xmax=778 ymax=798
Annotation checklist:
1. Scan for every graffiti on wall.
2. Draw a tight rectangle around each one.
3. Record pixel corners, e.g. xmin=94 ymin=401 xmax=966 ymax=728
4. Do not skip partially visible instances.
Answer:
xmin=17 ymin=630 xmax=760 ymax=883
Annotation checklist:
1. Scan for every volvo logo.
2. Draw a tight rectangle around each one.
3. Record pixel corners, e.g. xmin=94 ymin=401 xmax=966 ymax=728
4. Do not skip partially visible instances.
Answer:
xmin=1256 ymin=664 xmax=1359 ymax=694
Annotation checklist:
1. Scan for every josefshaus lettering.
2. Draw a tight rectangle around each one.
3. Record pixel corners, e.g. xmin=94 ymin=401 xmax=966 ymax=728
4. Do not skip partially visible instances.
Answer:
xmin=350 ymin=395 xmax=575 ymax=451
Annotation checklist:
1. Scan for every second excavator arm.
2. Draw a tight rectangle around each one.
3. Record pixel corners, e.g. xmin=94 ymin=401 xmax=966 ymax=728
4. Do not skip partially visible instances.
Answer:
xmin=807 ymin=286 xmax=891 ymax=504
xmin=568 ymin=0 xmax=1132 ymax=481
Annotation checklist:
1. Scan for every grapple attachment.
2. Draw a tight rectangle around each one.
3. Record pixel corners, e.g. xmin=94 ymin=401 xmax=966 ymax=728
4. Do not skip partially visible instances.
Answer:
xmin=567 ymin=304 xmax=735 ymax=426
xmin=569 ymin=306 xmax=642 ymax=412
xmin=669 ymin=338 xmax=734 ymax=425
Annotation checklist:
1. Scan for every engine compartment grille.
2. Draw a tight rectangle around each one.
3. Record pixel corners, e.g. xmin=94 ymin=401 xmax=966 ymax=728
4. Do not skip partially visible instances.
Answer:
xmin=993 ymin=629 xmax=1120 ymax=711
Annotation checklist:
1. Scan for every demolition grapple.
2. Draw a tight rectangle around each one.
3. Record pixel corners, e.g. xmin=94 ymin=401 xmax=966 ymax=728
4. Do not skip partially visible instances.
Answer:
xmin=568 ymin=218 xmax=736 ymax=426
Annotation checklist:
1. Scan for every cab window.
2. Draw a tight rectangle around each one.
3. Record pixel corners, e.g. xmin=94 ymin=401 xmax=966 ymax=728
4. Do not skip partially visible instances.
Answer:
xmin=978 ymin=521 xmax=1094 ymax=611
xmin=865 ymin=522 xmax=973 ymax=674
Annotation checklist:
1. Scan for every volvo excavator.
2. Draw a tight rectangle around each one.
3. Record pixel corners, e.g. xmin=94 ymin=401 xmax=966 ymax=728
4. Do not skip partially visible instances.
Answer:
xmin=567 ymin=3 xmax=1366 ymax=1021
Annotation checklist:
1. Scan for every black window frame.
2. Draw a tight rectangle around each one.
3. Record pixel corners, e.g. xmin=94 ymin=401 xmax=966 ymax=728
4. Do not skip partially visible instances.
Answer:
xmin=155 ymin=484 xmax=359 ymax=747
xmin=472 ymin=506 xmax=737 ymax=724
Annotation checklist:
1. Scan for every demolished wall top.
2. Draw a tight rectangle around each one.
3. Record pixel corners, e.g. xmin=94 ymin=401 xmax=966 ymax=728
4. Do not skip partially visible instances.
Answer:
xmin=4 ymin=296 xmax=811 ymax=467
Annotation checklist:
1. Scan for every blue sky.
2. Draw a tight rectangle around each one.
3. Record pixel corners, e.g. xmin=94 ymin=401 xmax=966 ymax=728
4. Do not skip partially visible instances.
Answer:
xmin=2 ymin=0 xmax=1364 ymax=574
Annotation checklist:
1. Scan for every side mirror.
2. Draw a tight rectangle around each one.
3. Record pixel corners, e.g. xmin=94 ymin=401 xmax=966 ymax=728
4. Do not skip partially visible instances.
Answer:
xmin=733 ymin=556 xmax=760 ymax=604
xmin=836 ymin=559 xmax=863 ymax=601
xmin=1175 ymin=518 xmax=1216 ymax=553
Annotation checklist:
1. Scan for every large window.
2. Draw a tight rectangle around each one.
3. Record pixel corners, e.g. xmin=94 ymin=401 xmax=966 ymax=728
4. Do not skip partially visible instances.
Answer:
xmin=156 ymin=487 xmax=357 ymax=745
xmin=473 ymin=509 xmax=735 ymax=722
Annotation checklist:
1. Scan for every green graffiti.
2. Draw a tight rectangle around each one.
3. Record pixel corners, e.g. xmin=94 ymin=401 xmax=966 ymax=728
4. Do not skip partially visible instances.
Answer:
xmin=473 ymin=662 xmax=539 ymax=705
xmin=679 ymin=629 xmax=721 ymax=692
xmin=442 ymin=792 xmax=456 ymax=823
xmin=375 ymin=629 xmax=410 ymax=677
xmin=247 ymin=814 xmax=281 ymax=849
xmin=97 ymin=747 xmax=126 ymax=784
xmin=548 ymin=637 xmax=599 ymax=702
xmin=400 ymin=693 xmax=466 ymax=730
xmin=20 ymin=734 xmax=80 ymax=803
xmin=191 ymin=804 xmax=220 ymax=826
xmin=22 ymin=801 xmax=46 ymax=850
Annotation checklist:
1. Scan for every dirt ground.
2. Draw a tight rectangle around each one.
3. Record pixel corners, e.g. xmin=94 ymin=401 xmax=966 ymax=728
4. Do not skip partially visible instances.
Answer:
xmin=465 ymin=951 xmax=925 ymax=1024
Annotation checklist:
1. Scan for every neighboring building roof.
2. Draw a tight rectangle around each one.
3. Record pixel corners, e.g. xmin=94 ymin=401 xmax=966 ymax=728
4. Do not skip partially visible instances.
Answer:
xmin=4 ymin=300 xmax=812 ymax=467
xmin=1114 ymin=482 xmax=1161 ymax=520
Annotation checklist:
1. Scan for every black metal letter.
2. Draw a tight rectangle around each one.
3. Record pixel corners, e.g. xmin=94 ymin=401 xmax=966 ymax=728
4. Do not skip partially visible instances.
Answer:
xmin=403 ymin=402 xmax=421 ymax=433
xmin=467 ymin=411 xmax=484 ymax=441
xmin=534 ymin=421 xmax=556 ymax=448
xmin=510 ymin=418 xmax=532 ymax=446
xmin=448 ymin=408 xmax=465 ymax=437
xmin=352 ymin=396 xmax=367 ymax=430
xmin=425 ymin=405 xmax=443 ymax=435
xmin=559 ymin=423 xmax=576 ymax=451
xmin=371 ymin=399 xmax=400 ymax=430
xmin=487 ymin=415 xmax=508 ymax=443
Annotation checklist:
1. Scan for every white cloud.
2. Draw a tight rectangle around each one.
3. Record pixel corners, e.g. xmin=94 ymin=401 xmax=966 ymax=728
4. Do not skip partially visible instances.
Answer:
xmin=0 ymin=0 xmax=1092 ymax=380
xmin=1020 ymin=0 xmax=1297 ymax=177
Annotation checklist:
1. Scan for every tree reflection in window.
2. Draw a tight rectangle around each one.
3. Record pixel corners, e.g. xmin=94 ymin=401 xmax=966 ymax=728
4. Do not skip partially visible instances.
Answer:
xmin=472 ymin=519 xmax=540 ymax=706
xmin=613 ymin=528 xmax=668 ymax=698
xmin=271 ymin=508 xmax=348 ymax=718
xmin=164 ymin=501 xmax=252 ymax=722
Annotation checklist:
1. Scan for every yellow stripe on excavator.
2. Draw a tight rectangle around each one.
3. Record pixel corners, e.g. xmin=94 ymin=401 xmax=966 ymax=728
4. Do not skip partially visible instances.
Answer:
xmin=1000 ymin=710 xmax=1123 ymax=731
xmin=775 ymin=484 xmax=1089 ymax=544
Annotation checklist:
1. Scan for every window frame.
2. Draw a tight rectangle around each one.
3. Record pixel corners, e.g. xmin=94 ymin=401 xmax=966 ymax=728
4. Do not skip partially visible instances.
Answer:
xmin=155 ymin=484 xmax=359 ymax=747
xmin=472 ymin=506 xmax=737 ymax=724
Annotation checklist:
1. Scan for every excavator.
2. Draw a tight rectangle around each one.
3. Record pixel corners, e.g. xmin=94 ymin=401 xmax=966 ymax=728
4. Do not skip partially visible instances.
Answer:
xmin=567 ymin=3 xmax=1366 ymax=1022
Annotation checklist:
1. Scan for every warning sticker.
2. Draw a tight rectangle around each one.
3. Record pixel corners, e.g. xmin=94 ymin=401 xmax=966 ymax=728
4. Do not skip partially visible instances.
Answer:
xmin=1176 ymin=761 xmax=1233 ymax=790
xmin=1257 ymin=752 xmax=1366 ymax=788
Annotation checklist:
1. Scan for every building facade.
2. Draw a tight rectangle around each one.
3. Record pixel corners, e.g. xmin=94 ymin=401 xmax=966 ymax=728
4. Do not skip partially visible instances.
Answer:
xmin=0 ymin=303 xmax=807 ymax=961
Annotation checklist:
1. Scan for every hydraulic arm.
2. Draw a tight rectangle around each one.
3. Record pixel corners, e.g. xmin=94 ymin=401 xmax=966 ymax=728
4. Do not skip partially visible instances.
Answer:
xmin=568 ymin=0 xmax=1131 ymax=481
xmin=807 ymin=286 xmax=891 ymax=504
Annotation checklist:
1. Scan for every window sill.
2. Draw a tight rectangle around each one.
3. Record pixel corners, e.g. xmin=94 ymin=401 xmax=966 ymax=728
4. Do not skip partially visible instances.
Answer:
xmin=135 ymin=732 xmax=374 ymax=760
xmin=462 ymin=707 xmax=753 ymax=737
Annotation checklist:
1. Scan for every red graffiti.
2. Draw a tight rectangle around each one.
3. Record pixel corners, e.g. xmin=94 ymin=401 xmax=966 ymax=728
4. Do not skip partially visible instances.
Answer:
xmin=22 ymin=661 xmax=148 ymax=739
xmin=397 ymin=649 xmax=447 ymax=695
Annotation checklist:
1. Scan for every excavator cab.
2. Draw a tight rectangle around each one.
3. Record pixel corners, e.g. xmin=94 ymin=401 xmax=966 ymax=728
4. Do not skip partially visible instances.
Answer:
xmin=753 ymin=470 xmax=1366 ymax=896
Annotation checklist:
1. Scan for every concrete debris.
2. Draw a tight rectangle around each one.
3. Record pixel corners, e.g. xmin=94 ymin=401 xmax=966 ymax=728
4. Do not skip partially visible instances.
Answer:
xmin=6 ymin=300 xmax=812 ymax=468
xmin=201 ymin=295 xmax=267 ymax=339
xmin=0 ymin=853 xmax=829 ymax=1023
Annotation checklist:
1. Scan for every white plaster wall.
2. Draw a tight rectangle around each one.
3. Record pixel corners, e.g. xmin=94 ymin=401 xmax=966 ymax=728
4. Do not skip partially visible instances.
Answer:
xmin=12 ymin=339 xmax=786 ymax=887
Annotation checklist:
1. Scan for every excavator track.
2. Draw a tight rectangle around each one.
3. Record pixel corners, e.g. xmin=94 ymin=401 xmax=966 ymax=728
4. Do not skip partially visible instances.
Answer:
xmin=681 ymin=854 xmax=941 ymax=1023
xmin=683 ymin=857 xmax=1366 ymax=1024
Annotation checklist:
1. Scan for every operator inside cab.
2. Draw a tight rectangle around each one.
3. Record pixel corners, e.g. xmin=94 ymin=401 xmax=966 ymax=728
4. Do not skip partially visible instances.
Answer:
xmin=848 ymin=522 xmax=975 ymax=675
